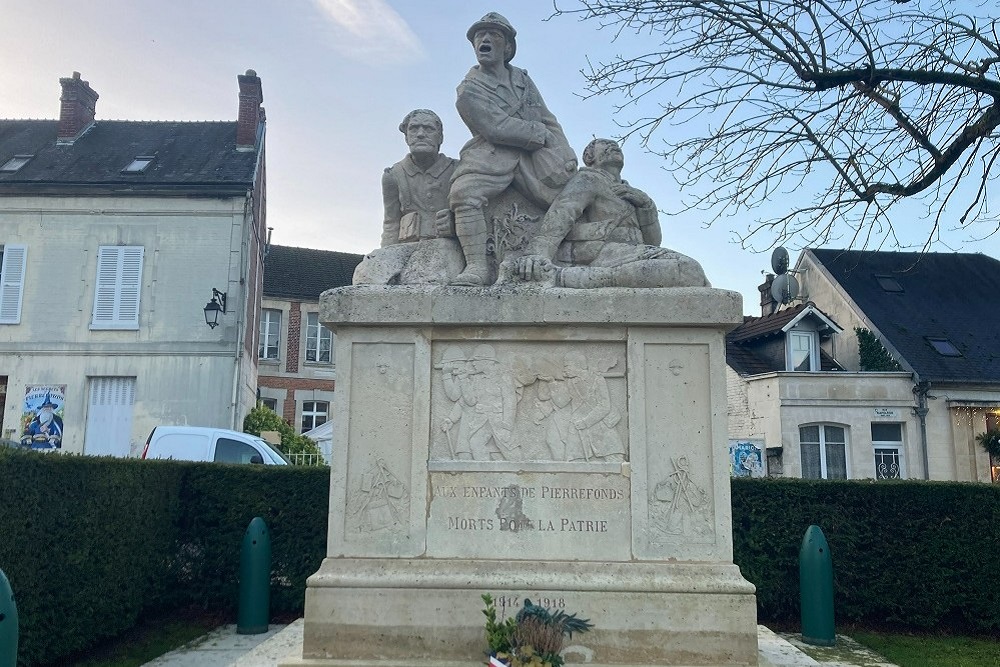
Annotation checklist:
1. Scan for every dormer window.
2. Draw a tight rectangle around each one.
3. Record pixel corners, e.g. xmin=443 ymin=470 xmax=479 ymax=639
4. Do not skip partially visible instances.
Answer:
xmin=122 ymin=156 xmax=155 ymax=173
xmin=787 ymin=329 xmax=819 ymax=371
xmin=0 ymin=155 xmax=33 ymax=172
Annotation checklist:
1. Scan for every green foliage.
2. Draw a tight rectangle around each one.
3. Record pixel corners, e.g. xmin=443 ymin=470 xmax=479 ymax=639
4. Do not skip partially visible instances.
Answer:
xmin=0 ymin=448 xmax=329 ymax=666
xmin=975 ymin=429 xmax=1000 ymax=458
xmin=242 ymin=404 xmax=323 ymax=462
xmin=482 ymin=594 xmax=516 ymax=656
xmin=731 ymin=477 xmax=1000 ymax=632
xmin=483 ymin=596 xmax=592 ymax=667
xmin=855 ymin=327 xmax=903 ymax=372
xmin=9 ymin=449 xmax=1000 ymax=666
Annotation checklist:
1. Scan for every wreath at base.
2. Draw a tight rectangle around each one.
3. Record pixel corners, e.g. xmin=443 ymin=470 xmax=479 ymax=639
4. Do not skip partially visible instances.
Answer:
xmin=482 ymin=593 xmax=593 ymax=667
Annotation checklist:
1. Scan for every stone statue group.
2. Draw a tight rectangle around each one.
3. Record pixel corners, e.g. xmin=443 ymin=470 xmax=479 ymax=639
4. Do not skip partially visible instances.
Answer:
xmin=353 ymin=12 xmax=709 ymax=290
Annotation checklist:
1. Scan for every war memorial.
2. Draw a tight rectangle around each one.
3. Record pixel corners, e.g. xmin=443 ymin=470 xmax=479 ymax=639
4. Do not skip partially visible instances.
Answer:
xmin=284 ymin=11 xmax=758 ymax=666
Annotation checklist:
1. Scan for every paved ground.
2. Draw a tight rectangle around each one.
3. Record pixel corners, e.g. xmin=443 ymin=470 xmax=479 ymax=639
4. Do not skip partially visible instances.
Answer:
xmin=143 ymin=621 xmax=899 ymax=666
xmin=141 ymin=622 xmax=298 ymax=667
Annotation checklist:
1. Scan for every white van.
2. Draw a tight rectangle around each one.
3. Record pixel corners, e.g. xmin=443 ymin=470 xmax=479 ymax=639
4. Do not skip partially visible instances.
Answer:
xmin=141 ymin=426 xmax=290 ymax=465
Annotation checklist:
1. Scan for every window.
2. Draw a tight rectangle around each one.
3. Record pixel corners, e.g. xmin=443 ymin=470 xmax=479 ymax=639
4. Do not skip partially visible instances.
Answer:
xmin=215 ymin=438 xmax=263 ymax=464
xmin=787 ymin=330 xmax=818 ymax=371
xmin=875 ymin=274 xmax=904 ymax=293
xmin=91 ymin=246 xmax=143 ymax=329
xmin=301 ymin=401 xmax=328 ymax=432
xmin=122 ymin=156 xmax=154 ymax=173
xmin=799 ymin=424 xmax=847 ymax=479
xmin=871 ymin=422 xmax=904 ymax=479
xmin=259 ymin=309 xmax=281 ymax=360
xmin=926 ymin=337 xmax=961 ymax=357
xmin=306 ymin=312 xmax=333 ymax=363
xmin=0 ymin=244 xmax=27 ymax=324
xmin=0 ymin=155 xmax=33 ymax=172
xmin=260 ymin=397 xmax=278 ymax=412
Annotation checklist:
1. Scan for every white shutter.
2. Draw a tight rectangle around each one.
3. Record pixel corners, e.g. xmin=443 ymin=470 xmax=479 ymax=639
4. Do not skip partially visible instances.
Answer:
xmin=0 ymin=244 xmax=27 ymax=324
xmin=91 ymin=246 xmax=144 ymax=329
xmin=84 ymin=376 xmax=136 ymax=457
xmin=118 ymin=246 xmax=143 ymax=326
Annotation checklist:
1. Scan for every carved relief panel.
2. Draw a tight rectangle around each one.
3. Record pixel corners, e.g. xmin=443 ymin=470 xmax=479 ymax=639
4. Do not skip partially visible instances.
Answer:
xmin=430 ymin=341 xmax=628 ymax=463
xmin=630 ymin=335 xmax=720 ymax=561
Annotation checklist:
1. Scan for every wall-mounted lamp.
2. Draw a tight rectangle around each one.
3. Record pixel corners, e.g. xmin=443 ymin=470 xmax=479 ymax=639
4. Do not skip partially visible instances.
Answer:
xmin=203 ymin=288 xmax=228 ymax=329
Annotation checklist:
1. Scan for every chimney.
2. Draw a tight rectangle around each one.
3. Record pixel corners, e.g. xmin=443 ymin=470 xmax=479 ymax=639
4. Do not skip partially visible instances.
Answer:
xmin=236 ymin=69 xmax=264 ymax=150
xmin=58 ymin=72 xmax=99 ymax=143
xmin=759 ymin=273 xmax=776 ymax=316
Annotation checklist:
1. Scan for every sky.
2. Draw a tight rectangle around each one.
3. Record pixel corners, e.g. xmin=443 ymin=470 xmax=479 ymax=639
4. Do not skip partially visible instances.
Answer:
xmin=3 ymin=0 xmax=998 ymax=315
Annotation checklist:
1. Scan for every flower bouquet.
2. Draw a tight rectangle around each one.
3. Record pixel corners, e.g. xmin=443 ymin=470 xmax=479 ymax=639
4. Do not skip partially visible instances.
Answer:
xmin=482 ymin=593 xmax=593 ymax=667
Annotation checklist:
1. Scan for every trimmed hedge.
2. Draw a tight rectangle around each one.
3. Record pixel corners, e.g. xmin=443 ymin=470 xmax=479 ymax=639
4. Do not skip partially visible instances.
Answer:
xmin=731 ymin=477 xmax=1000 ymax=631
xmin=4 ymin=451 xmax=1000 ymax=665
xmin=0 ymin=449 xmax=328 ymax=666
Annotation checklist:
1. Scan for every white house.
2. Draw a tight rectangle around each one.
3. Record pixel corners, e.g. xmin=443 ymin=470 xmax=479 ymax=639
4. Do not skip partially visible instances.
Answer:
xmin=728 ymin=249 xmax=1000 ymax=482
xmin=0 ymin=70 xmax=267 ymax=456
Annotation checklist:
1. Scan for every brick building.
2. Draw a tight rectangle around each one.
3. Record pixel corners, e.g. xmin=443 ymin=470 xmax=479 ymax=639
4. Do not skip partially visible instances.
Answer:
xmin=257 ymin=245 xmax=362 ymax=432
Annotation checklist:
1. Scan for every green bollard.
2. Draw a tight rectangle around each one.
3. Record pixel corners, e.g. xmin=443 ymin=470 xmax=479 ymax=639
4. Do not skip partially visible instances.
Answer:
xmin=237 ymin=516 xmax=271 ymax=635
xmin=799 ymin=524 xmax=835 ymax=646
xmin=0 ymin=568 xmax=17 ymax=667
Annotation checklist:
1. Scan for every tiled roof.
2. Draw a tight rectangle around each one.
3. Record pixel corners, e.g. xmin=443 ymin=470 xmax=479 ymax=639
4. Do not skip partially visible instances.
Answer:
xmin=0 ymin=119 xmax=259 ymax=193
xmin=809 ymin=248 xmax=1000 ymax=385
xmin=728 ymin=303 xmax=810 ymax=343
xmin=726 ymin=341 xmax=774 ymax=376
xmin=263 ymin=245 xmax=363 ymax=301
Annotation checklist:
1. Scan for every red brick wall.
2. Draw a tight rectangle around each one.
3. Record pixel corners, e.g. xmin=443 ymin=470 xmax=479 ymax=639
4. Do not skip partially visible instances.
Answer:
xmin=282 ymin=393 xmax=296 ymax=423
xmin=258 ymin=376 xmax=334 ymax=391
xmin=286 ymin=303 xmax=301 ymax=373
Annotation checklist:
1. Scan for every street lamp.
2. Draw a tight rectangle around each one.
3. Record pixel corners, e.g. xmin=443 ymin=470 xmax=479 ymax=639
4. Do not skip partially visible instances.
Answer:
xmin=204 ymin=288 xmax=227 ymax=329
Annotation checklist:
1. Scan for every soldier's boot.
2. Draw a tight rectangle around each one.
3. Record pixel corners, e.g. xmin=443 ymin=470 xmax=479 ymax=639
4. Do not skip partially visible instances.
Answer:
xmin=451 ymin=205 xmax=491 ymax=286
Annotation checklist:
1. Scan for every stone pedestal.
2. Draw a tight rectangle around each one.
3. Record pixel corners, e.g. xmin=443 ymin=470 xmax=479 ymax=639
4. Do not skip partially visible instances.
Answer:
xmin=286 ymin=285 xmax=757 ymax=667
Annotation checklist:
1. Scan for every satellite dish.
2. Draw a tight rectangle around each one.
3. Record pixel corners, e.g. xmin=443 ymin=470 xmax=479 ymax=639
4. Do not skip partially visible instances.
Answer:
xmin=771 ymin=273 xmax=799 ymax=305
xmin=771 ymin=247 xmax=790 ymax=275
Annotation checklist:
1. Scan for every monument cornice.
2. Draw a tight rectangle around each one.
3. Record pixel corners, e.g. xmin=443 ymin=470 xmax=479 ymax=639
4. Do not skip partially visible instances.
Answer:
xmin=321 ymin=285 xmax=743 ymax=329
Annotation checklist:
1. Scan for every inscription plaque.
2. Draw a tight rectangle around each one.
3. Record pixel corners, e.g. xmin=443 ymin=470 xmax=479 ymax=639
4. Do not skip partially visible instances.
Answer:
xmin=426 ymin=470 xmax=631 ymax=561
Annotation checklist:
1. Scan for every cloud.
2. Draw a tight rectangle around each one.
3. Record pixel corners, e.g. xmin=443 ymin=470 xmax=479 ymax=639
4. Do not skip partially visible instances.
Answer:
xmin=310 ymin=0 xmax=425 ymax=64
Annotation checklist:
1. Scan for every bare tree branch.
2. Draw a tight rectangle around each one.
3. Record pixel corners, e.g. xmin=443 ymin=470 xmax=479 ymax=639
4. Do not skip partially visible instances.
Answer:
xmin=553 ymin=0 xmax=1000 ymax=250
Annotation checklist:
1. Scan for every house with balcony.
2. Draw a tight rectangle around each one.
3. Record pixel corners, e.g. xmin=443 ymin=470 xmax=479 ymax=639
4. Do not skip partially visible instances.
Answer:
xmin=256 ymin=245 xmax=362 ymax=437
xmin=728 ymin=248 xmax=1000 ymax=483
xmin=0 ymin=70 xmax=267 ymax=456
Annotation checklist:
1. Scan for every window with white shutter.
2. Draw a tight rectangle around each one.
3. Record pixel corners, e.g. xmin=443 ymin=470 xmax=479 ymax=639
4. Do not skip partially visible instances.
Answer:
xmin=0 ymin=244 xmax=27 ymax=324
xmin=91 ymin=246 xmax=144 ymax=329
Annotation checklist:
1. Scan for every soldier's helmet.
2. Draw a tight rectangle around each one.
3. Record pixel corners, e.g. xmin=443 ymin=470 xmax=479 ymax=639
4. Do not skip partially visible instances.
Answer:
xmin=466 ymin=12 xmax=517 ymax=62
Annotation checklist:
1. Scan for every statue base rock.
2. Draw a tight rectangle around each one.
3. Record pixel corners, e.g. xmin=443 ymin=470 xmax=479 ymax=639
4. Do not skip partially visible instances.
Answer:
xmin=285 ymin=285 xmax=757 ymax=667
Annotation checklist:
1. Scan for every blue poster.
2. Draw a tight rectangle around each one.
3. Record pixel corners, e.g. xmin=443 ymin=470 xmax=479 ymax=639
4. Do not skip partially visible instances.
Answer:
xmin=729 ymin=440 xmax=763 ymax=477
